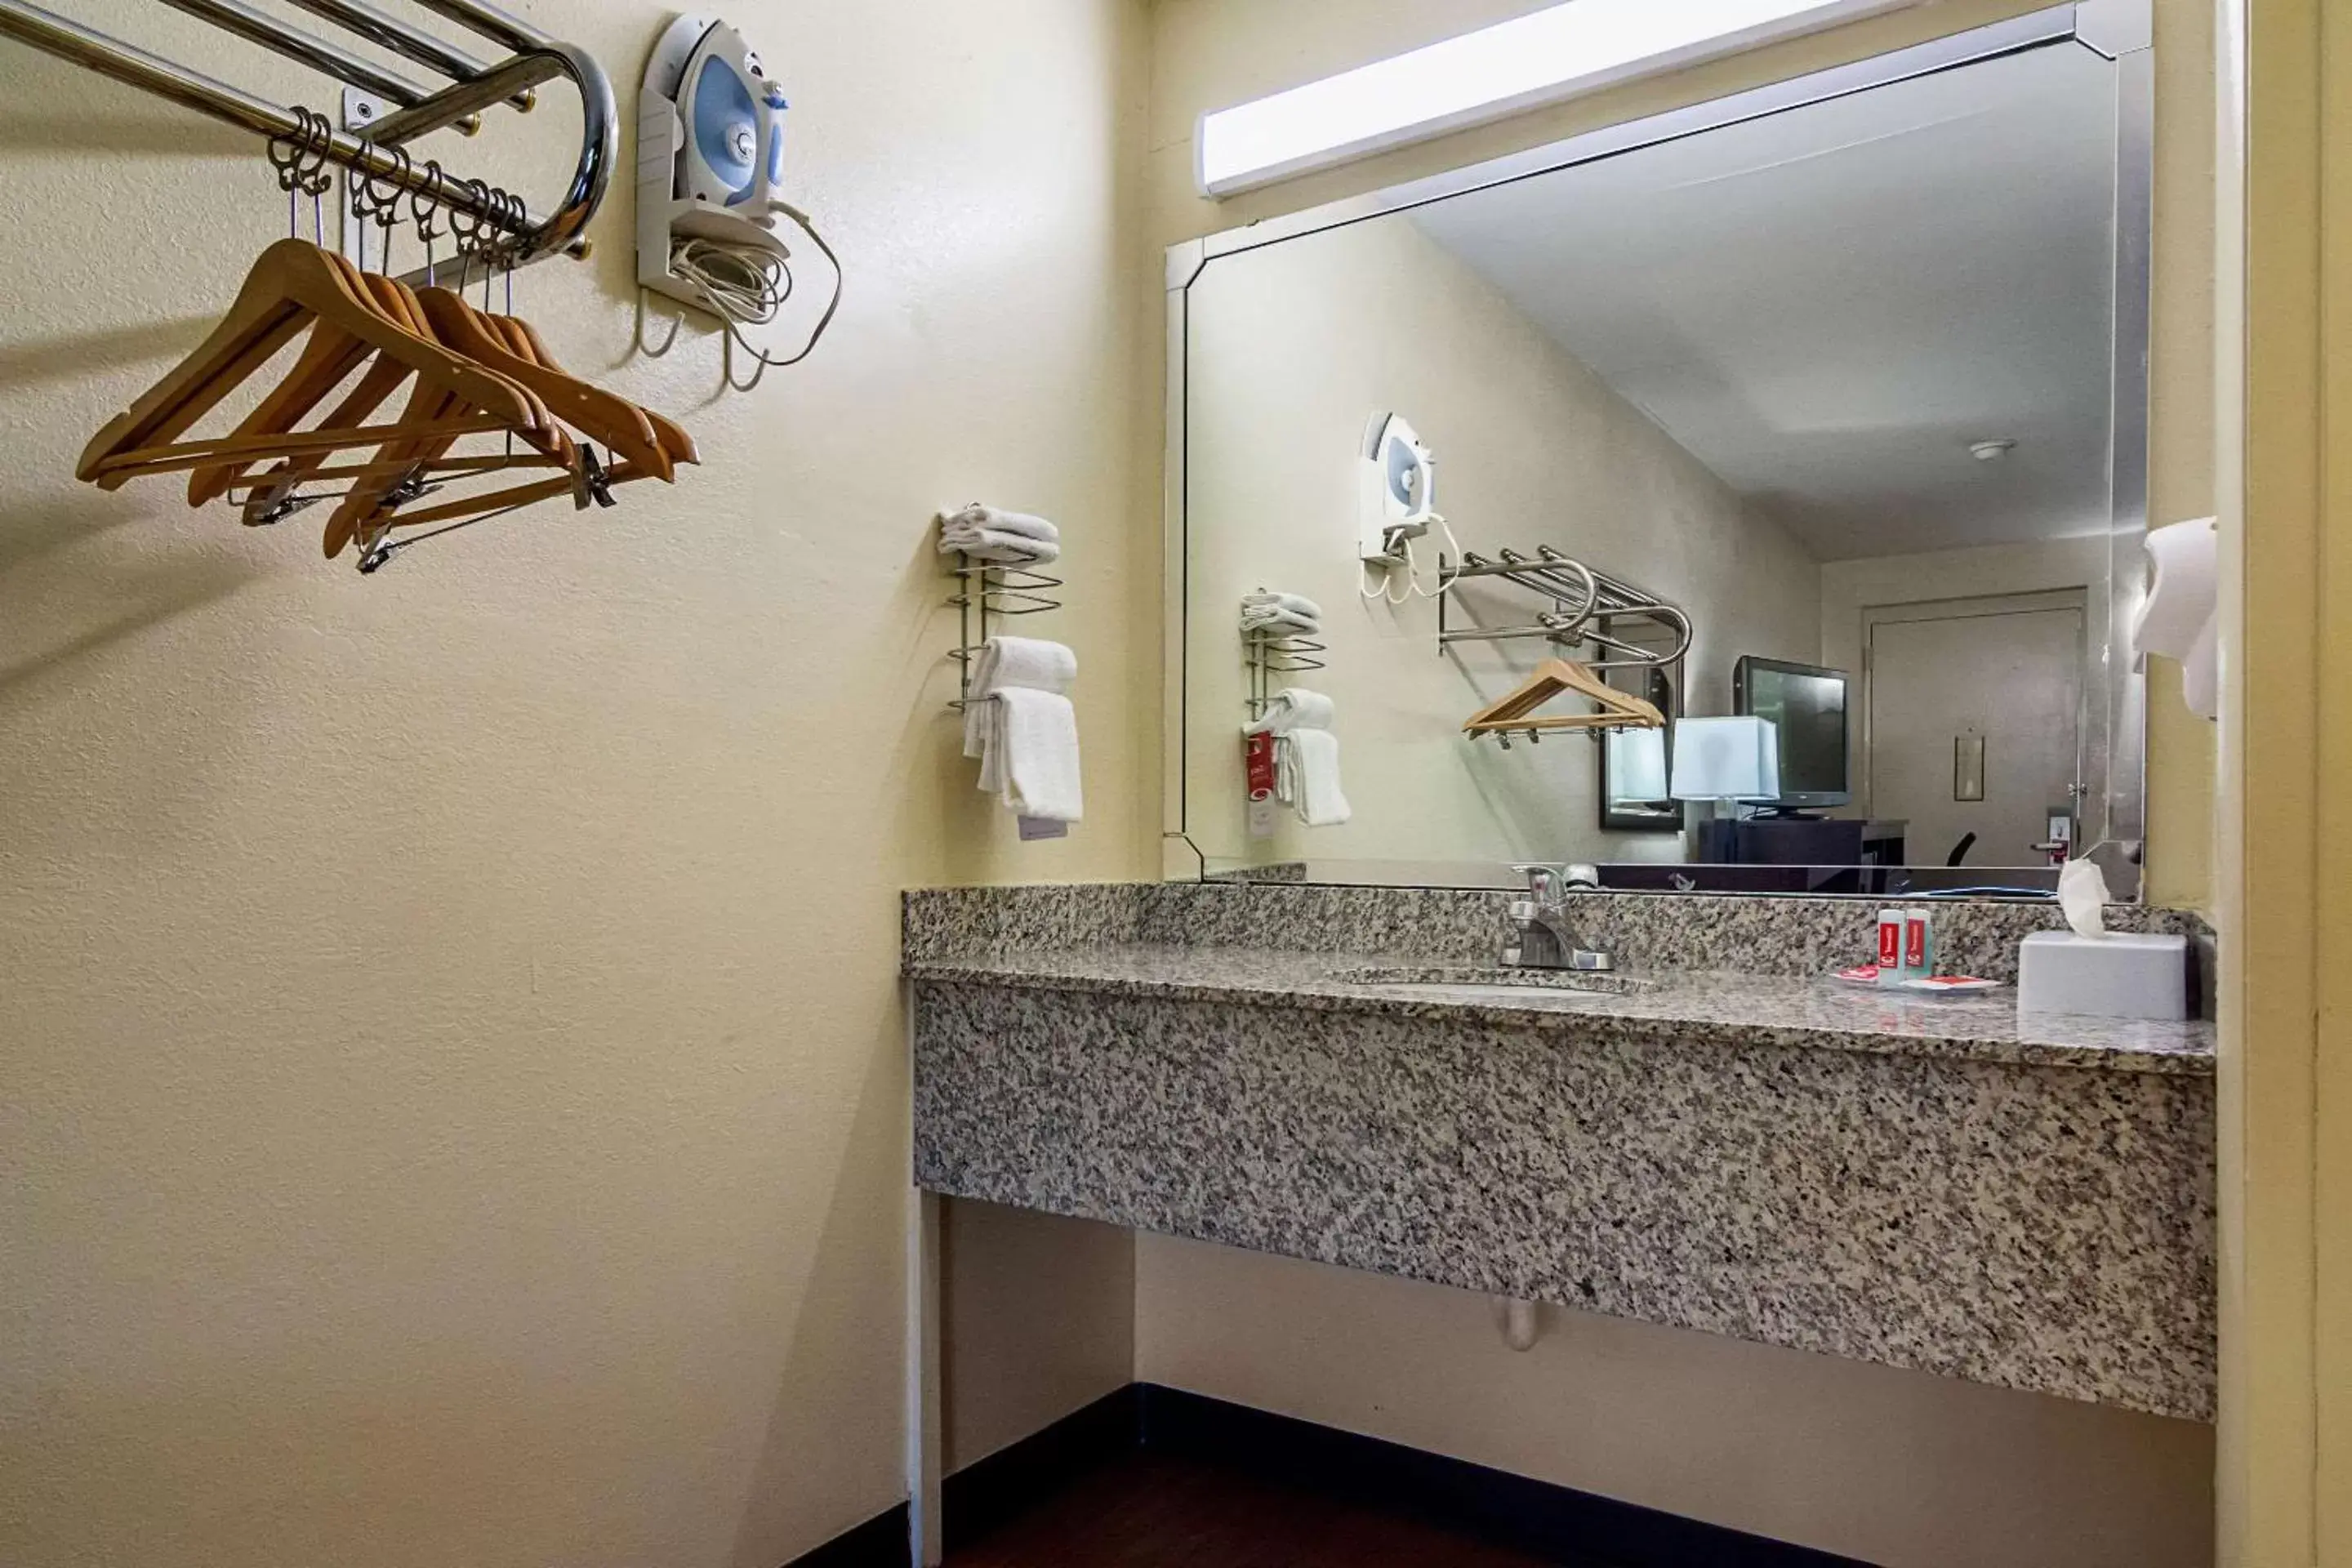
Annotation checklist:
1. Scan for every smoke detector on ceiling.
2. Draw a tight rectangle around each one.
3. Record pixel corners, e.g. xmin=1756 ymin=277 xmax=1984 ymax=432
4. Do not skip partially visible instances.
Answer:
xmin=1970 ymin=439 xmax=2018 ymax=462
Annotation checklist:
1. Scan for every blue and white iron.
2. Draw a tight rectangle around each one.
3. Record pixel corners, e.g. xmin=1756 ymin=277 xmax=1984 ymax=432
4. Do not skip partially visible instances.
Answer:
xmin=1359 ymin=412 xmax=1442 ymax=564
xmin=637 ymin=14 xmax=793 ymax=311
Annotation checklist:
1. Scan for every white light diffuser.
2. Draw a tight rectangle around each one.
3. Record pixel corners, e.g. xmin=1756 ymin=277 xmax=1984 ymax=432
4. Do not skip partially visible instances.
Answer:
xmin=1196 ymin=0 xmax=1923 ymax=197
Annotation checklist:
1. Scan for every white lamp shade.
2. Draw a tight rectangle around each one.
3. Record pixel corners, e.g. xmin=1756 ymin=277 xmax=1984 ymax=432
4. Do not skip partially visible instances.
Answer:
xmin=1669 ymin=716 xmax=1780 ymax=801
xmin=1608 ymin=727 xmax=1669 ymax=800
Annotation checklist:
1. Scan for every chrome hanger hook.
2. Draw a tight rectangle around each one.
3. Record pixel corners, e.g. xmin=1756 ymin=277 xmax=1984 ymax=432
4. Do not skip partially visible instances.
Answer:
xmin=294 ymin=108 xmax=334 ymax=247
xmin=264 ymin=115 xmax=305 ymax=237
xmin=411 ymin=160 xmax=444 ymax=287
xmin=354 ymin=142 xmax=409 ymax=274
xmin=448 ymin=176 xmax=488 ymax=270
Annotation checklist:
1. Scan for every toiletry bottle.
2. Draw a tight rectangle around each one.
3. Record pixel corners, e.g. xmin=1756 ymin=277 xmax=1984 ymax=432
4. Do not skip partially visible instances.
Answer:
xmin=1876 ymin=910 xmax=1904 ymax=988
xmin=1903 ymin=909 xmax=1935 ymax=982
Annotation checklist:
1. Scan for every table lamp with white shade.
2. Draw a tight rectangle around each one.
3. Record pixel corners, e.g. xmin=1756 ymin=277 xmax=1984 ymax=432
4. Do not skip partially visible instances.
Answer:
xmin=1670 ymin=715 xmax=1780 ymax=862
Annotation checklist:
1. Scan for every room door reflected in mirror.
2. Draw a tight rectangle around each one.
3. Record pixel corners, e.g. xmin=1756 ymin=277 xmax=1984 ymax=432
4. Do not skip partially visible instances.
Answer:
xmin=1863 ymin=590 xmax=2089 ymax=872
xmin=1171 ymin=16 xmax=2149 ymax=897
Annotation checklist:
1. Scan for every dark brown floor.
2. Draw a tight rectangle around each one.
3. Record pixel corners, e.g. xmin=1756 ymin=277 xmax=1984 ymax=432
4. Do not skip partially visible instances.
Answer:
xmin=947 ymin=1451 xmax=1561 ymax=1567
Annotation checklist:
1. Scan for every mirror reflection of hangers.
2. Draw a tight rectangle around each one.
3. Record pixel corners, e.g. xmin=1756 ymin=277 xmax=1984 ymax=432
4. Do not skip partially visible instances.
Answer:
xmin=1462 ymin=657 xmax=1667 ymax=746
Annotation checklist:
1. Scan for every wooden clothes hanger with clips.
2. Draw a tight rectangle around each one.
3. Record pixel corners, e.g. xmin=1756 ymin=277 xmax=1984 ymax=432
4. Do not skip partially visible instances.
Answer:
xmin=220 ymin=269 xmax=578 ymax=528
xmin=1462 ymin=657 xmax=1667 ymax=739
xmin=72 ymin=114 xmax=702 ymax=571
xmin=78 ymin=238 xmax=547 ymax=491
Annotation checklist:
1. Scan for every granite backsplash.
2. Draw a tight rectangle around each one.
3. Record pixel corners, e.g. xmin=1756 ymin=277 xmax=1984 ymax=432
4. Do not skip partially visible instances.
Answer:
xmin=905 ymin=881 xmax=2210 ymax=991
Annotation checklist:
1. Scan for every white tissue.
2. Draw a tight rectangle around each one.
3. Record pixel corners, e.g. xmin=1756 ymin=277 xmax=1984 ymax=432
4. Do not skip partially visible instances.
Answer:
xmin=2057 ymin=858 xmax=2110 ymax=939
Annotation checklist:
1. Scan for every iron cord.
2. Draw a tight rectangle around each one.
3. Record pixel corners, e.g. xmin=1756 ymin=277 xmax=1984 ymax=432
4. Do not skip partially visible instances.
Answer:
xmin=652 ymin=202 xmax=843 ymax=390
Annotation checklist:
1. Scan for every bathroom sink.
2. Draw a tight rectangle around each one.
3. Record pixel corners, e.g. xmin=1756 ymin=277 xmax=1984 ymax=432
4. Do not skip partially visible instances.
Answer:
xmin=1326 ymin=964 xmax=1662 ymax=999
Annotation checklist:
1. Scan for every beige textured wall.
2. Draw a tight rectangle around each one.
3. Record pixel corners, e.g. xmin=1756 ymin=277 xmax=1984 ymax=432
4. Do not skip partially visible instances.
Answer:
xmin=1183 ymin=214 xmax=1818 ymax=867
xmin=938 ymin=1200 xmax=1133 ymax=1473
xmin=0 ymin=2 xmax=1147 ymax=1564
xmin=1142 ymin=2 xmax=2219 ymax=1563
xmin=1136 ymin=1237 xmax=2216 ymax=1568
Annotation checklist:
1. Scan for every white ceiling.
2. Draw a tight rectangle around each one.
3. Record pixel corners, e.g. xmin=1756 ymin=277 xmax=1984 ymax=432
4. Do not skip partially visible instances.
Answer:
xmin=1411 ymin=42 xmax=2120 ymax=563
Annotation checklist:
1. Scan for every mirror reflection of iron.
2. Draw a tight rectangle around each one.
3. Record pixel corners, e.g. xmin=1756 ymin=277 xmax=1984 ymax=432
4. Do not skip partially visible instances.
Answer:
xmin=1358 ymin=412 xmax=1441 ymax=564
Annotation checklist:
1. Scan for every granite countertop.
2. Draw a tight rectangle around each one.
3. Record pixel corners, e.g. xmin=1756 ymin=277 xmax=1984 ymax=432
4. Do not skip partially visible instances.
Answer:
xmin=905 ymin=942 xmax=2216 ymax=1076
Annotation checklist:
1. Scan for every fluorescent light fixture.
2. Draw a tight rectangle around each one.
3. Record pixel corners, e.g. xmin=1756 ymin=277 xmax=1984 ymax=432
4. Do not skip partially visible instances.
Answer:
xmin=1196 ymin=0 xmax=1924 ymax=197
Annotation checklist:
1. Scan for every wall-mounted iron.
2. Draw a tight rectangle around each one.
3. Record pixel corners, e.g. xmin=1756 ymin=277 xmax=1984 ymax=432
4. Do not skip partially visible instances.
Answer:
xmin=1358 ymin=412 xmax=1442 ymax=566
xmin=635 ymin=13 xmax=841 ymax=386
xmin=637 ymin=15 xmax=789 ymax=309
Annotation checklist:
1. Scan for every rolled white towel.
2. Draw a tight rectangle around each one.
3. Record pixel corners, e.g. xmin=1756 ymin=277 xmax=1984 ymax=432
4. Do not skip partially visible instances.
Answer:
xmin=947 ymin=503 xmax=1059 ymax=543
xmin=1242 ymin=685 xmax=1335 ymax=737
xmin=1240 ymin=590 xmax=1323 ymax=637
xmin=939 ymin=503 xmax=1061 ymax=564
xmin=966 ymin=635 xmax=1076 ymax=693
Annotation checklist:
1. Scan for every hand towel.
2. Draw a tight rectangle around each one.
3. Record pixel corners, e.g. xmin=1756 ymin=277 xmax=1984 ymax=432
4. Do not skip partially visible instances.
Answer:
xmin=939 ymin=503 xmax=1062 ymax=564
xmin=992 ymin=687 xmax=1084 ymax=822
xmin=962 ymin=635 xmax=1083 ymax=823
xmin=1276 ymin=728 xmax=1351 ymax=827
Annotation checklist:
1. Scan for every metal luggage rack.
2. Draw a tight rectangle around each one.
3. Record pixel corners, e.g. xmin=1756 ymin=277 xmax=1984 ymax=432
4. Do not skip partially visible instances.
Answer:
xmin=0 ymin=0 xmax=616 ymax=283
xmin=1437 ymin=545 xmax=1692 ymax=668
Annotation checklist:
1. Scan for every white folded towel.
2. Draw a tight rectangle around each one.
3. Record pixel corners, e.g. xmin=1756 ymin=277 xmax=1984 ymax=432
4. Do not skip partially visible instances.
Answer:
xmin=1242 ymin=686 xmax=1335 ymax=737
xmin=939 ymin=503 xmax=1062 ymax=564
xmin=1241 ymin=590 xmax=1323 ymax=638
xmin=962 ymin=635 xmax=1083 ymax=822
xmin=1276 ymin=728 xmax=1351 ymax=827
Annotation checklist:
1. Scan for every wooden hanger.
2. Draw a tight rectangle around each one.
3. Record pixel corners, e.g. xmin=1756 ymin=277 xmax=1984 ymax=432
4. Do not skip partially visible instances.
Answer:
xmin=1462 ymin=657 xmax=1666 ymax=737
xmin=79 ymin=239 xmax=543 ymax=490
xmin=193 ymin=264 xmax=455 ymax=507
xmin=221 ymin=272 xmax=553 ymax=525
xmin=322 ymin=274 xmax=596 ymax=557
xmin=410 ymin=287 xmax=674 ymax=479
xmin=488 ymin=311 xmax=699 ymax=468
xmin=328 ymin=294 xmax=697 ymax=560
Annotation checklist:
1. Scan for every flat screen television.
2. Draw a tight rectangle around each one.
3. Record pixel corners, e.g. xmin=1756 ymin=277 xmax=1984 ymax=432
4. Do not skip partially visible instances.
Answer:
xmin=1732 ymin=656 xmax=1851 ymax=813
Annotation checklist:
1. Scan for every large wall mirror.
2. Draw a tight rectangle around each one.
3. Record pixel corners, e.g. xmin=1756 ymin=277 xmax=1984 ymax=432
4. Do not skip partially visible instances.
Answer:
xmin=1166 ymin=8 xmax=2151 ymax=898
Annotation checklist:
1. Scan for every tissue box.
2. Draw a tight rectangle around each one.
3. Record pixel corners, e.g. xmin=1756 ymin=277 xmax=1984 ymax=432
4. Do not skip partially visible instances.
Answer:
xmin=2016 ymin=931 xmax=2189 ymax=1020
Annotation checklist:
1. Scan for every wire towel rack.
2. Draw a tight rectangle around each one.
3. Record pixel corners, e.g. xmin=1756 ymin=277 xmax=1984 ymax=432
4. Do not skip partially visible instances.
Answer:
xmin=1437 ymin=546 xmax=1692 ymax=669
xmin=946 ymin=555 xmax=1064 ymax=711
xmin=1241 ymin=595 xmax=1326 ymax=722
xmin=0 ymin=0 xmax=615 ymax=282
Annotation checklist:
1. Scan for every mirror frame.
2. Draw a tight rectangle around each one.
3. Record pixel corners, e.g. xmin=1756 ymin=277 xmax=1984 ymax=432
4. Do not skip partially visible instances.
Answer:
xmin=1161 ymin=3 xmax=2154 ymax=895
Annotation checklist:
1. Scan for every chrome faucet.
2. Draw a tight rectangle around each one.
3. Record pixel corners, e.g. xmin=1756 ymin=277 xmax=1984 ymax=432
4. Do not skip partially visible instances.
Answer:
xmin=1504 ymin=863 xmax=1615 ymax=972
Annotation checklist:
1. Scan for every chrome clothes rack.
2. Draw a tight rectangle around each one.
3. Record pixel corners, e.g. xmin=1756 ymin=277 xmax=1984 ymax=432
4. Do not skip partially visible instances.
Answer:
xmin=0 ymin=0 xmax=614 ymax=278
xmin=1437 ymin=546 xmax=1692 ymax=668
